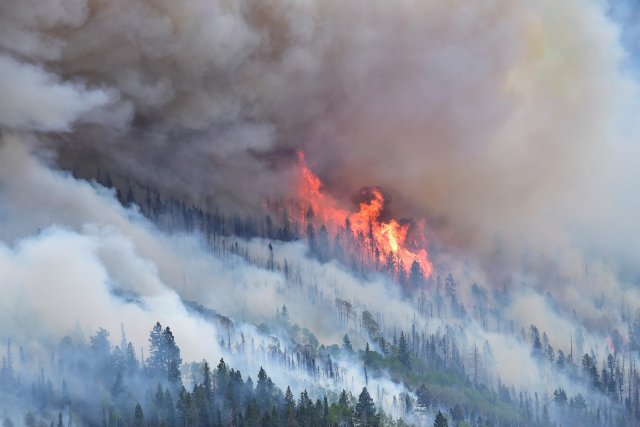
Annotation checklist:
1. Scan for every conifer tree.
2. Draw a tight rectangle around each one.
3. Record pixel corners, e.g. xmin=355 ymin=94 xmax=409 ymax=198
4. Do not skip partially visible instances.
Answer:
xmin=434 ymin=411 xmax=448 ymax=427
xmin=398 ymin=332 xmax=411 ymax=369
xmin=355 ymin=387 xmax=377 ymax=426
xmin=133 ymin=404 xmax=144 ymax=427
xmin=342 ymin=335 xmax=353 ymax=352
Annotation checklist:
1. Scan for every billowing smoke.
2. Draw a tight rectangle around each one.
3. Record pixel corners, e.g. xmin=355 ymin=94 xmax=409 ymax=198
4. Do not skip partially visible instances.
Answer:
xmin=2 ymin=0 xmax=640 ymax=424
xmin=3 ymin=0 xmax=639 ymax=302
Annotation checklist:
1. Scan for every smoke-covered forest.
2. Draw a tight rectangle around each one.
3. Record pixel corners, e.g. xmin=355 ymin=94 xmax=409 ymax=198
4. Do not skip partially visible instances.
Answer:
xmin=3 ymin=0 xmax=640 ymax=426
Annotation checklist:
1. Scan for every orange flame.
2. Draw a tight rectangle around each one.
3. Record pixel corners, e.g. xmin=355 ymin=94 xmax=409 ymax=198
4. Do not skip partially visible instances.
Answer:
xmin=296 ymin=151 xmax=433 ymax=280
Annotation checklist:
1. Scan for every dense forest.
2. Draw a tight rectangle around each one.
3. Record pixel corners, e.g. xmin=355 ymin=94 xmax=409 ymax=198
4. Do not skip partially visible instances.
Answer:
xmin=50 ymin=175 xmax=640 ymax=427
xmin=0 ymin=322 xmax=412 ymax=427
xmin=5 ymin=165 xmax=640 ymax=427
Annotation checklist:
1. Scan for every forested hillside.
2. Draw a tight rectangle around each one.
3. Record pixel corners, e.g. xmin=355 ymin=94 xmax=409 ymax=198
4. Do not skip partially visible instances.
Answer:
xmin=3 ymin=0 xmax=640 ymax=426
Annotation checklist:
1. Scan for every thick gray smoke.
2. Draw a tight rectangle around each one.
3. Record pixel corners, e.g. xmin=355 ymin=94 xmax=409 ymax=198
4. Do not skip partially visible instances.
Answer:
xmin=2 ymin=0 xmax=640 ymax=404
xmin=3 ymin=0 xmax=639 ymax=296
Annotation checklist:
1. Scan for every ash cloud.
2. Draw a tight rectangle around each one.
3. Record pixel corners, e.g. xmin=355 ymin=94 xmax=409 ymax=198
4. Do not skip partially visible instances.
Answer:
xmin=2 ymin=0 xmax=640 ymax=399
xmin=2 ymin=0 xmax=639 ymax=300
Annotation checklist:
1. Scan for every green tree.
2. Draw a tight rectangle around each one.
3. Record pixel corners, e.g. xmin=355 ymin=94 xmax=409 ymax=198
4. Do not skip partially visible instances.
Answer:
xmin=338 ymin=390 xmax=353 ymax=424
xmin=530 ymin=325 xmax=542 ymax=357
xmin=355 ymin=387 xmax=377 ymax=426
xmin=581 ymin=353 xmax=600 ymax=388
xmin=163 ymin=327 xmax=182 ymax=383
xmin=284 ymin=386 xmax=296 ymax=424
xmin=398 ymin=332 xmax=411 ymax=369
xmin=553 ymin=387 xmax=567 ymax=405
xmin=416 ymin=384 xmax=432 ymax=410
xmin=434 ymin=411 xmax=448 ymax=427
xmin=148 ymin=322 xmax=164 ymax=374
xmin=362 ymin=311 xmax=381 ymax=342
xmin=148 ymin=322 xmax=182 ymax=383
xmin=133 ymin=404 xmax=144 ymax=427
xmin=256 ymin=367 xmax=272 ymax=410
xmin=125 ymin=342 xmax=139 ymax=373
xmin=202 ymin=361 xmax=213 ymax=405
xmin=245 ymin=399 xmax=261 ymax=425
xmin=165 ymin=388 xmax=176 ymax=427
xmin=168 ymin=359 xmax=182 ymax=385
xmin=177 ymin=387 xmax=197 ymax=427
xmin=571 ymin=393 xmax=587 ymax=411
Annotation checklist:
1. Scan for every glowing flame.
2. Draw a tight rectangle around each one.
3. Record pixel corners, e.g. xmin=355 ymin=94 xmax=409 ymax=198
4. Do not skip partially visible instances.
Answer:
xmin=295 ymin=151 xmax=433 ymax=281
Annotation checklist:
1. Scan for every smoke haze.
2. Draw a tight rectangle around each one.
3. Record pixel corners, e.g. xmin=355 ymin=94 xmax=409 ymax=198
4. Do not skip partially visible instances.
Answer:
xmin=2 ymin=0 xmax=639 ymax=293
xmin=2 ymin=0 xmax=640 ymax=424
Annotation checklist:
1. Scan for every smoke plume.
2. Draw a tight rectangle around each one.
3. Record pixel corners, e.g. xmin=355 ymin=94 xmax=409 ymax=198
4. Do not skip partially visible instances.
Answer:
xmin=2 ymin=1 xmax=640 ymax=423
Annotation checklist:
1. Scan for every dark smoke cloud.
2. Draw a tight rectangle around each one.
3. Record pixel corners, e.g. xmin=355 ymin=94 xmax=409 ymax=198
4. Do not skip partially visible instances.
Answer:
xmin=2 ymin=0 xmax=640 ymax=320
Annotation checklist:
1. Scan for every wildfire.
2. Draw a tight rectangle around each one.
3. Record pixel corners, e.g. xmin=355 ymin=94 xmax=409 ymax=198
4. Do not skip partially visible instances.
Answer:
xmin=295 ymin=152 xmax=433 ymax=281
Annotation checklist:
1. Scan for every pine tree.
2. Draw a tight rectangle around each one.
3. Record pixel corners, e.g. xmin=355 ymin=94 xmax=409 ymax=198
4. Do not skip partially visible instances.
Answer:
xmin=416 ymin=384 xmax=432 ymax=410
xmin=148 ymin=323 xmax=182 ymax=383
xmin=148 ymin=322 xmax=164 ymax=374
xmin=202 ymin=361 xmax=213 ymax=405
xmin=553 ymin=387 xmax=567 ymax=405
xmin=165 ymin=388 xmax=176 ymax=427
xmin=280 ymin=305 xmax=289 ymax=324
xmin=176 ymin=387 xmax=193 ymax=427
xmin=355 ymin=387 xmax=377 ymax=426
xmin=398 ymin=332 xmax=411 ymax=369
xmin=125 ymin=342 xmax=139 ymax=373
xmin=245 ymin=399 xmax=260 ymax=425
xmin=163 ymin=327 xmax=182 ymax=372
xmin=445 ymin=274 xmax=457 ymax=302
xmin=530 ymin=325 xmax=542 ymax=357
xmin=318 ymin=225 xmax=329 ymax=262
xmin=338 ymin=390 xmax=352 ymax=423
xmin=133 ymin=404 xmax=144 ymax=427
xmin=267 ymin=242 xmax=275 ymax=270
xmin=90 ymin=328 xmax=111 ymax=360
xmin=111 ymin=371 xmax=125 ymax=397
xmin=168 ymin=359 xmax=182 ymax=385
xmin=154 ymin=383 xmax=165 ymax=419
xmin=409 ymin=260 xmax=425 ymax=291
xmin=284 ymin=386 xmax=296 ymax=426
xmin=306 ymin=223 xmax=316 ymax=255
xmin=323 ymin=396 xmax=329 ymax=424
xmin=256 ymin=367 xmax=271 ymax=410
xmin=434 ymin=411 xmax=448 ymax=427
xmin=343 ymin=335 xmax=353 ymax=352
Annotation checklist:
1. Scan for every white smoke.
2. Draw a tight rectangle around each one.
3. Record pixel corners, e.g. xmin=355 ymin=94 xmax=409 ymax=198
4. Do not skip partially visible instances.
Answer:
xmin=1 ymin=0 xmax=640 ymax=422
